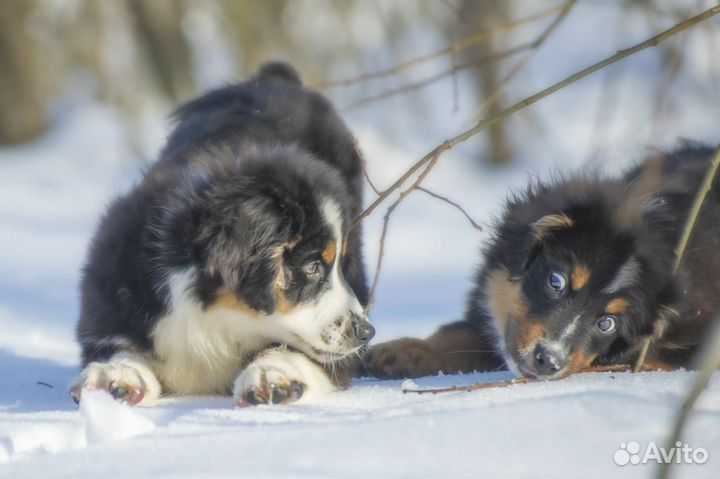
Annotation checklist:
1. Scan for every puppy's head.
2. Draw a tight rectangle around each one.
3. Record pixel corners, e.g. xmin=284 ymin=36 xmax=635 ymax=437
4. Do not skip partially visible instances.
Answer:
xmin=194 ymin=148 xmax=373 ymax=364
xmin=485 ymin=179 xmax=673 ymax=379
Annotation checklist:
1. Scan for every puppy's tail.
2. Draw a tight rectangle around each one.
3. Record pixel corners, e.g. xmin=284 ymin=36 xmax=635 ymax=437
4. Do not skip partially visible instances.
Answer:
xmin=255 ymin=62 xmax=302 ymax=86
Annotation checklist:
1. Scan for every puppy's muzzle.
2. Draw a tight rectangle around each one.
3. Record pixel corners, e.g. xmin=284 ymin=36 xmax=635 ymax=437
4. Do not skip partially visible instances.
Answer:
xmin=350 ymin=312 xmax=375 ymax=343
xmin=532 ymin=344 xmax=567 ymax=377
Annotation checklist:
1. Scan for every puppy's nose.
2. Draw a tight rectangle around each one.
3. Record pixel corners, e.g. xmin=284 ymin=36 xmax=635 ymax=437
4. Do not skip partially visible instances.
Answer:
xmin=351 ymin=314 xmax=375 ymax=342
xmin=532 ymin=344 xmax=566 ymax=376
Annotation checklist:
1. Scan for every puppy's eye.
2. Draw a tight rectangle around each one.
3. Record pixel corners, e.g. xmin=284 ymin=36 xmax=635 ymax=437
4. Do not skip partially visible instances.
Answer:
xmin=548 ymin=272 xmax=567 ymax=292
xmin=302 ymin=261 xmax=322 ymax=277
xmin=596 ymin=315 xmax=616 ymax=333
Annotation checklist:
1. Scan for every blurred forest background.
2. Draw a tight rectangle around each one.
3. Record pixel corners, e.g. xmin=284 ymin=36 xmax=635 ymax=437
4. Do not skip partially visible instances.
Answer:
xmin=1 ymin=0 xmax=717 ymax=164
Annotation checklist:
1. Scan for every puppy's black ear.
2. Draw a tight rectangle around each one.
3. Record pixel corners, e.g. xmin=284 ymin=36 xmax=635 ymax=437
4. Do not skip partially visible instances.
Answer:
xmin=194 ymin=182 xmax=305 ymax=314
xmin=510 ymin=213 xmax=574 ymax=279
xmin=255 ymin=62 xmax=302 ymax=86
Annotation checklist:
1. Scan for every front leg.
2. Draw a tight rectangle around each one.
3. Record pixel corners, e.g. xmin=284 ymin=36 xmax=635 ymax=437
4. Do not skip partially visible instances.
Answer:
xmin=70 ymin=352 xmax=162 ymax=406
xmin=365 ymin=320 xmax=505 ymax=379
xmin=233 ymin=347 xmax=336 ymax=406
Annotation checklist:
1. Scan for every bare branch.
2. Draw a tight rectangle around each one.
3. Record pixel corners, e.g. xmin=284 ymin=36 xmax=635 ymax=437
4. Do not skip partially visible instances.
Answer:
xmin=416 ymin=187 xmax=483 ymax=231
xmin=354 ymin=140 xmax=381 ymax=196
xmin=367 ymin=154 xmax=441 ymax=308
xmin=349 ymin=5 xmax=720 ymax=233
xmin=403 ymin=365 xmax=634 ymax=395
xmin=313 ymin=4 xmax=566 ymax=90
xmin=343 ymin=43 xmax=532 ymax=112
xmin=658 ymin=319 xmax=720 ymax=479
xmin=467 ymin=0 xmax=576 ymax=124
xmin=440 ymin=0 xmax=462 ymax=20
xmin=655 ymin=149 xmax=720 ymax=479
xmin=673 ymin=148 xmax=720 ymax=273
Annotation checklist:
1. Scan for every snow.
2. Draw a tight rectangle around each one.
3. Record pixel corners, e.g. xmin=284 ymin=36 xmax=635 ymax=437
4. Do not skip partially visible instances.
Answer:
xmin=2 ymin=1 xmax=720 ymax=476
xmin=1 ymin=364 xmax=719 ymax=477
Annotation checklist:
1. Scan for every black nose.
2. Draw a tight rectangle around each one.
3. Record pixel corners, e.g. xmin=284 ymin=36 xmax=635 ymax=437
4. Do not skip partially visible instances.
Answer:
xmin=532 ymin=344 xmax=566 ymax=376
xmin=352 ymin=318 xmax=375 ymax=342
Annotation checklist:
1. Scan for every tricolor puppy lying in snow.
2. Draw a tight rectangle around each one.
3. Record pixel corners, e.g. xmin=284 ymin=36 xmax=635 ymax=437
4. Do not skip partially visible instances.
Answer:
xmin=71 ymin=62 xmax=374 ymax=406
xmin=366 ymin=144 xmax=720 ymax=380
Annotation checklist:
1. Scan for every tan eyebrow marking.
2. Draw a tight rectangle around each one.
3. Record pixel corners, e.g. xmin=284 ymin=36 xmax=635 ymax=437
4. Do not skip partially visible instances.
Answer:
xmin=209 ymin=288 xmax=260 ymax=317
xmin=321 ymin=241 xmax=337 ymax=266
xmin=571 ymin=265 xmax=591 ymax=291
xmin=605 ymin=298 xmax=630 ymax=315
xmin=532 ymin=213 xmax=574 ymax=241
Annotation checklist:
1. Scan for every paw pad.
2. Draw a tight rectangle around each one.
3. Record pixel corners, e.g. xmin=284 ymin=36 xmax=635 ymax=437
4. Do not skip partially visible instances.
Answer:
xmin=242 ymin=381 xmax=304 ymax=405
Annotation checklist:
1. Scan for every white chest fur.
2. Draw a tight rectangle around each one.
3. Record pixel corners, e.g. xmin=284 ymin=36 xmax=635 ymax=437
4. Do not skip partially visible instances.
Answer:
xmin=151 ymin=268 xmax=272 ymax=395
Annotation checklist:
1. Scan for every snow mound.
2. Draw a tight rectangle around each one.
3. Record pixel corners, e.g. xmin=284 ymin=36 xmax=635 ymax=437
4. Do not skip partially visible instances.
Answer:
xmin=80 ymin=390 xmax=155 ymax=444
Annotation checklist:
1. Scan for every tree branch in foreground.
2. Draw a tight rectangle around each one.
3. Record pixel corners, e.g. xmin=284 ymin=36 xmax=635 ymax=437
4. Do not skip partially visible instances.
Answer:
xmin=634 ymin=148 xmax=720 ymax=372
xmin=656 ymin=149 xmax=720 ymax=479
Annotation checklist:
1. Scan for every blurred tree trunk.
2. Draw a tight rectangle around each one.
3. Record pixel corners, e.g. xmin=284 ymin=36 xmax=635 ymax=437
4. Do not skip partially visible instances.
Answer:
xmin=0 ymin=1 xmax=46 ymax=145
xmin=127 ymin=0 xmax=195 ymax=101
xmin=458 ymin=0 xmax=513 ymax=166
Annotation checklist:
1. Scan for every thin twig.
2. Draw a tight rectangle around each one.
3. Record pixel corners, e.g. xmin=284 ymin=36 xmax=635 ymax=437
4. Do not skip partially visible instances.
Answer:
xmin=342 ymin=0 xmax=576 ymax=112
xmin=354 ymin=140 xmax=381 ymax=196
xmin=348 ymin=5 xmax=720 ymax=234
xmin=673 ymin=148 xmax=720 ymax=273
xmin=638 ymin=148 xmax=720 ymax=370
xmin=451 ymin=47 xmax=460 ymax=113
xmin=440 ymin=0 xmax=462 ymax=20
xmin=655 ymin=149 xmax=720 ymax=479
xmin=403 ymin=365 xmax=635 ymax=395
xmin=367 ymin=154 xmax=441 ymax=308
xmin=633 ymin=337 xmax=652 ymax=372
xmin=416 ymin=187 xmax=483 ymax=230
xmin=469 ymin=0 xmax=577 ymax=123
xmin=313 ymin=4 xmax=565 ymax=90
xmin=343 ymin=43 xmax=532 ymax=112
xmin=405 ymin=377 xmax=534 ymax=395
xmin=658 ymin=319 xmax=720 ymax=479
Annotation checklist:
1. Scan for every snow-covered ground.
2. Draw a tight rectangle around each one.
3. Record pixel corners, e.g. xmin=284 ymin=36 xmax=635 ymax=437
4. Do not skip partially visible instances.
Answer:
xmin=2 ymin=366 xmax=719 ymax=478
xmin=2 ymin=1 xmax=720 ymax=476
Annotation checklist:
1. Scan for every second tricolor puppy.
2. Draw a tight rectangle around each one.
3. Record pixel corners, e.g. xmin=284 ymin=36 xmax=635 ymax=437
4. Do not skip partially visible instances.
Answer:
xmin=367 ymin=144 xmax=720 ymax=380
xmin=72 ymin=62 xmax=374 ymax=406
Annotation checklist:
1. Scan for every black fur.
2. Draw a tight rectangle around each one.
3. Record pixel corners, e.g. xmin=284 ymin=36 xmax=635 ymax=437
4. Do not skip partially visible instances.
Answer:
xmin=77 ymin=62 xmax=368 ymax=375
xmin=366 ymin=143 xmax=720 ymax=379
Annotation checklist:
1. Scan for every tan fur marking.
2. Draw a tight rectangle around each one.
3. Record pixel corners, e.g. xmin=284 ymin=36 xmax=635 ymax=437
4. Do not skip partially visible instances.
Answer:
xmin=571 ymin=265 xmax=591 ymax=291
xmin=208 ymin=289 xmax=260 ymax=316
xmin=274 ymin=290 xmax=299 ymax=315
xmin=517 ymin=322 xmax=545 ymax=353
xmin=321 ymin=241 xmax=337 ymax=266
xmin=485 ymin=267 xmax=529 ymax=331
xmin=605 ymin=298 xmax=630 ymax=315
xmin=566 ymin=349 xmax=597 ymax=375
xmin=532 ymin=213 xmax=574 ymax=240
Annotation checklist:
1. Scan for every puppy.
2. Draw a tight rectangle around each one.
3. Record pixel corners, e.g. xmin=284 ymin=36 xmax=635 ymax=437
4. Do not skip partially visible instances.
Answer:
xmin=71 ymin=62 xmax=374 ymax=406
xmin=366 ymin=144 xmax=720 ymax=380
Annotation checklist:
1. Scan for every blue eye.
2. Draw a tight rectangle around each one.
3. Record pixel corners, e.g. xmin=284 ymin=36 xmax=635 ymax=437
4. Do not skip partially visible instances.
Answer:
xmin=597 ymin=315 xmax=616 ymax=333
xmin=548 ymin=272 xmax=567 ymax=292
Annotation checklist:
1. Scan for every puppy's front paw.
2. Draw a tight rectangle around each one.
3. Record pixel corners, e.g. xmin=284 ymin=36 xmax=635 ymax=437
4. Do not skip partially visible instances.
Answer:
xmin=364 ymin=338 xmax=441 ymax=379
xmin=233 ymin=362 xmax=305 ymax=406
xmin=69 ymin=355 xmax=161 ymax=406
xmin=232 ymin=348 xmax=336 ymax=407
